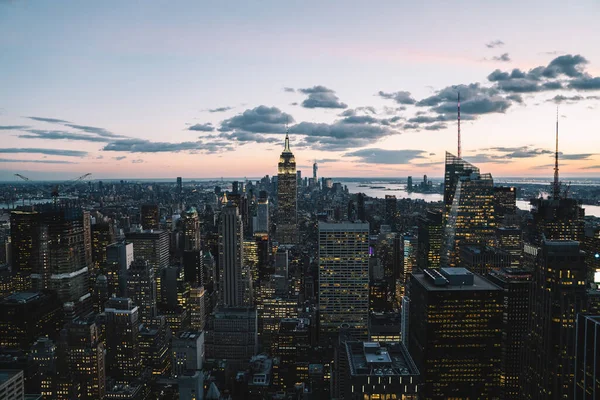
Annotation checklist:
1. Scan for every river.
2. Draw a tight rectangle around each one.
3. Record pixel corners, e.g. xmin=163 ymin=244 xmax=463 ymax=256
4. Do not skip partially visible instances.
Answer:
xmin=344 ymin=181 xmax=600 ymax=218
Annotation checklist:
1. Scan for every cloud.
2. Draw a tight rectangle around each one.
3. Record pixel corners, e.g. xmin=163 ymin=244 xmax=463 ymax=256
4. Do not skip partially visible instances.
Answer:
xmin=492 ymin=53 xmax=511 ymax=62
xmin=113 ymin=156 xmax=127 ymax=160
xmin=207 ymin=106 xmax=233 ymax=113
xmin=131 ymin=159 xmax=144 ymax=163
xmin=344 ymin=148 xmax=428 ymax=164
xmin=416 ymin=83 xmax=511 ymax=116
xmin=283 ymin=87 xmax=295 ymax=92
xmin=0 ymin=148 xmax=87 ymax=157
xmin=424 ymin=123 xmax=447 ymax=131
xmin=486 ymin=40 xmax=505 ymax=49
xmin=103 ymin=138 xmax=233 ymax=154
xmin=545 ymin=54 xmax=588 ymax=78
xmin=0 ymin=158 xmax=76 ymax=164
xmin=27 ymin=116 xmax=70 ymax=124
xmin=188 ymin=123 xmax=215 ymax=132
xmin=219 ymin=105 xmax=293 ymax=133
xmin=569 ymin=76 xmax=600 ymax=90
xmin=0 ymin=125 xmax=29 ymax=130
xmin=580 ymin=165 xmax=600 ymax=170
xmin=486 ymin=146 xmax=553 ymax=158
xmin=558 ymin=153 xmax=595 ymax=160
xmin=462 ymin=154 xmax=509 ymax=164
xmin=377 ymin=90 xmax=416 ymax=105
xmin=298 ymin=86 xmax=348 ymax=109
xmin=219 ymin=131 xmax=279 ymax=144
xmin=63 ymin=124 xmax=125 ymax=138
xmin=19 ymin=129 xmax=110 ymax=142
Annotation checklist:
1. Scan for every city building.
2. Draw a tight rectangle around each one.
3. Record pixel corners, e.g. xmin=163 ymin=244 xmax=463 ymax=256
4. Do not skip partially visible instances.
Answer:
xmin=276 ymin=133 xmax=298 ymax=244
xmin=189 ymin=286 xmax=206 ymax=332
xmin=494 ymin=186 xmax=517 ymax=224
xmin=459 ymin=245 xmax=512 ymax=275
xmin=0 ymin=370 xmax=24 ymax=400
xmin=138 ymin=316 xmax=171 ymax=377
xmin=522 ymin=241 xmax=588 ymax=399
xmin=172 ymin=331 xmax=204 ymax=377
xmin=384 ymin=195 xmax=397 ymax=228
xmin=574 ymin=314 xmax=600 ymax=399
xmin=91 ymin=222 xmax=115 ymax=278
xmin=417 ymin=209 xmax=443 ymax=270
xmin=272 ymin=318 xmax=311 ymax=389
xmin=496 ymin=226 xmax=523 ymax=268
xmin=219 ymin=204 xmax=252 ymax=307
xmin=398 ymin=234 xmax=417 ymax=298
xmin=318 ymin=222 xmax=370 ymax=344
xmin=443 ymin=152 xmax=480 ymax=223
xmin=255 ymin=197 xmax=269 ymax=234
xmin=178 ymin=370 xmax=204 ymax=400
xmin=126 ymin=258 xmax=157 ymax=324
xmin=105 ymin=298 xmax=141 ymax=382
xmin=368 ymin=312 xmax=401 ymax=343
xmin=125 ymin=230 xmax=169 ymax=275
xmin=528 ymin=197 xmax=585 ymax=244
xmin=140 ymin=204 xmax=159 ymax=230
xmin=106 ymin=242 xmax=134 ymax=297
xmin=408 ymin=268 xmax=503 ymax=399
xmin=487 ymin=268 xmax=532 ymax=400
xmin=10 ymin=209 xmax=41 ymax=291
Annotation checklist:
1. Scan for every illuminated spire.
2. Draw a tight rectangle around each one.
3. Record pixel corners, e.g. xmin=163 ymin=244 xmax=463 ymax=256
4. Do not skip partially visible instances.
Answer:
xmin=553 ymin=106 xmax=560 ymax=199
xmin=284 ymin=121 xmax=291 ymax=152
xmin=457 ymin=92 xmax=461 ymax=159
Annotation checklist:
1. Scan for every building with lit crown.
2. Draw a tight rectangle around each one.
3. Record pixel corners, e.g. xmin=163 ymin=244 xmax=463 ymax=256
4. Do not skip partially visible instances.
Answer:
xmin=276 ymin=133 xmax=298 ymax=244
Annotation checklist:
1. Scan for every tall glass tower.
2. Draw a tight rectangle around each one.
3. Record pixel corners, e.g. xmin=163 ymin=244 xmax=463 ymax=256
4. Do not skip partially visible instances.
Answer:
xmin=277 ymin=134 xmax=298 ymax=244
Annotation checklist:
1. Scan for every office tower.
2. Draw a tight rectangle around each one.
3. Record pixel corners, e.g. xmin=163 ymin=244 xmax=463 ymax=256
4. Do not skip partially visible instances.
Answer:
xmin=125 ymin=229 xmax=169 ymax=276
xmin=140 ymin=204 xmax=159 ymax=230
xmin=522 ymin=241 xmax=587 ymax=399
xmin=398 ymin=234 xmax=417 ymax=298
xmin=384 ymin=195 xmax=397 ymax=228
xmin=276 ymin=133 xmax=298 ymax=244
xmin=105 ymin=298 xmax=141 ymax=382
xmin=368 ymin=312 xmax=401 ymax=343
xmin=161 ymin=265 xmax=189 ymax=310
xmin=443 ymin=152 xmax=479 ymax=217
xmin=258 ymin=296 xmax=298 ymax=352
xmin=459 ymin=245 xmax=512 ymax=275
xmin=126 ymin=258 xmax=157 ymax=324
xmin=189 ymin=286 xmax=206 ymax=331
xmin=176 ymin=177 xmax=183 ymax=207
xmin=313 ymin=162 xmax=318 ymax=181
xmin=255 ymin=197 xmax=269 ymax=234
xmin=494 ymin=186 xmax=517 ymax=223
xmin=172 ymin=331 xmax=204 ymax=377
xmin=442 ymin=164 xmax=496 ymax=266
xmin=356 ymin=193 xmax=366 ymax=221
xmin=337 ymin=342 xmax=420 ymax=400
xmin=219 ymin=204 xmax=252 ymax=307
xmin=487 ymin=268 xmax=532 ymax=400
xmin=0 ymin=370 xmax=24 ymax=400
xmin=574 ymin=314 xmax=600 ymax=399
xmin=407 ymin=176 xmax=413 ymax=190
xmin=243 ymin=239 xmax=259 ymax=284
xmin=528 ymin=197 xmax=584 ymax=243
xmin=318 ymin=222 xmax=370 ymax=344
xmin=31 ymin=337 xmax=57 ymax=398
xmin=91 ymin=222 xmax=114 ymax=275
xmin=105 ymin=382 xmax=147 ymax=399
xmin=106 ymin=242 xmax=134 ymax=297
xmin=205 ymin=307 xmax=257 ymax=373
xmin=62 ymin=319 xmax=106 ymax=399
xmin=408 ymin=268 xmax=503 ymax=399
xmin=417 ymin=209 xmax=443 ymax=269
xmin=496 ymin=226 xmax=523 ymax=268
xmin=0 ymin=291 xmax=62 ymax=351
xmin=369 ymin=280 xmax=390 ymax=312
xmin=182 ymin=207 xmax=201 ymax=251
xmin=10 ymin=209 xmax=40 ymax=291
xmin=138 ymin=316 xmax=172 ymax=377
xmin=178 ymin=371 xmax=204 ymax=400
xmin=273 ymin=318 xmax=311 ymax=389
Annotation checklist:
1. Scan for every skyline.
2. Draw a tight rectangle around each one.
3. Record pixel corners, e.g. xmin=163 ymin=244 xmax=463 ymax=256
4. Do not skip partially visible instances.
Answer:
xmin=1 ymin=1 xmax=600 ymax=179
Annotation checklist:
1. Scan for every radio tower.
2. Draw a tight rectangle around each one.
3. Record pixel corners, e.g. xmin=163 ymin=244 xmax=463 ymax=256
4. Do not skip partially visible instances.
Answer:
xmin=457 ymin=92 xmax=461 ymax=159
xmin=553 ymin=107 xmax=560 ymax=199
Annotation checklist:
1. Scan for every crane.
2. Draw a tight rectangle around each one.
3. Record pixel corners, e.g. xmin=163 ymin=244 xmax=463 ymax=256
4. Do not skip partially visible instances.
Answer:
xmin=14 ymin=173 xmax=92 ymax=205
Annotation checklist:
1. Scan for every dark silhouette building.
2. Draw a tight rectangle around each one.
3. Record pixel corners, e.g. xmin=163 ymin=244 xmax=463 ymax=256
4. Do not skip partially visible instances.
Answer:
xmin=140 ymin=204 xmax=159 ymax=230
xmin=417 ymin=209 xmax=443 ymax=270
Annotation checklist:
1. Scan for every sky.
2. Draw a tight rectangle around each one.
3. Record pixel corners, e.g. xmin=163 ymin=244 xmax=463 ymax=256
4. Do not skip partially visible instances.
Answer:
xmin=1 ymin=0 xmax=600 ymax=180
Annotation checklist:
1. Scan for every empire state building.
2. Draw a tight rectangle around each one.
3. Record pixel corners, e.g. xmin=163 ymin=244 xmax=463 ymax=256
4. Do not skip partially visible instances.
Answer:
xmin=276 ymin=133 xmax=298 ymax=244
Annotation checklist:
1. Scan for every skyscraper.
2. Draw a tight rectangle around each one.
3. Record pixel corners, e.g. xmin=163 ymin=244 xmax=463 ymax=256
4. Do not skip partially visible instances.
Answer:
xmin=443 ymin=152 xmax=480 ymax=222
xmin=442 ymin=161 xmax=496 ymax=267
xmin=574 ymin=314 xmax=600 ymax=399
xmin=398 ymin=234 xmax=417 ymax=298
xmin=276 ymin=133 xmax=298 ymax=244
xmin=219 ymin=204 xmax=252 ymax=307
xmin=181 ymin=207 xmax=201 ymax=251
xmin=494 ymin=186 xmax=517 ymax=225
xmin=255 ymin=197 xmax=269 ymax=234
xmin=105 ymin=297 xmax=141 ymax=382
xmin=522 ymin=241 xmax=588 ymax=399
xmin=91 ymin=222 xmax=115 ymax=278
xmin=417 ymin=209 xmax=443 ymax=270
xmin=384 ymin=195 xmax=397 ymax=228
xmin=140 ymin=204 xmax=159 ymax=230
xmin=10 ymin=209 xmax=40 ymax=291
xmin=125 ymin=230 xmax=169 ymax=275
xmin=106 ymin=242 xmax=134 ymax=298
xmin=408 ymin=268 xmax=503 ymax=399
xmin=126 ymin=258 xmax=157 ymax=324
xmin=318 ymin=221 xmax=370 ymax=344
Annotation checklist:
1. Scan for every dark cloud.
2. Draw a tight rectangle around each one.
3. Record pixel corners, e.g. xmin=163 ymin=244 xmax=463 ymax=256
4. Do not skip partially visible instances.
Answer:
xmin=424 ymin=123 xmax=447 ymax=131
xmin=298 ymin=86 xmax=348 ymax=109
xmin=131 ymin=159 xmax=144 ymax=163
xmin=558 ymin=153 xmax=595 ymax=160
xmin=0 ymin=125 xmax=29 ymax=130
xmin=492 ymin=53 xmax=511 ymax=62
xmin=207 ymin=107 xmax=233 ymax=113
xmin=0 ymin=158 xmax=76 ymax=164
xmin=27 ymin=116 xmax=70 ymax=124
xmin=506 ymin=94 xmax=524 ymax=103
xmin=0 ymin=148 xmax=87 ymax=157
xmin=19 ymin=129 xmax=110 ymax=142
xmin=188 ymin=123 xmax=215 ymax=132
xmin=434 ymin=95 xmax=511 ymax=115
xmin=113 ymin=156 xmax=127 ymax=160
xmin=219 ymin=106 xmax=293 ymax=133
xmin=462 ymin=154 xmax=509 ymax=164
xmin=580 ymin=165 xmax=600 ymax=170
xmin=283 ymin=87 xmax=295 ymax=92
xmin=545 ymin=54 xmax=588 ymax=78
xmin=344 ymin=148 xmax=428 ymax=164
xmin=63 ymin=124 xmax=125 ymax=138
xmin=569 ymin=76 xmax=600 ymax=90
xmin=103 ymin=138 xmax=234 ymax=154
xmin=377 ymin=90 xmax=416 ymax=105
xmin=486 ymin=40 xmax=505 ymax=49
xmin=219 ymin=131 xmax=279 ymax=144
xmin=487 ymin=146 xmax=553 ymax=158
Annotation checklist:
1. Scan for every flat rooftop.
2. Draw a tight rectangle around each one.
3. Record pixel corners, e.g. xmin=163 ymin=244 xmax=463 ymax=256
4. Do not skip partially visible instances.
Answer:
xmin=413 ymin=270 xmax=501 ymax=292
xmin=346 ymin=342 xmax=418 ymax=377
xmin=2 ymin=292 xmax=42 ymax=304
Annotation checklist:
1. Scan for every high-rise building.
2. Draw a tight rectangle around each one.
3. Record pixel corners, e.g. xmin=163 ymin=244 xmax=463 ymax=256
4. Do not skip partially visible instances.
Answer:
xmin=417 ymin=209 xmax=443 ymax=270
xmin=126 ymin=258 xmax=157 ymax=324
xmin=172 ymin=331 xmax=204 ymax=377
xmin=255 ymin=197 xmax=269 ymax=234
xmin=318 ymin=222 xmax=370 ymax=344
xmin=443 ymin=152 xmax=480 ymax=221
xmin=273 ymin=318 xmax=311 ymax=389
xmin=574 ymin=314 xmax=600 ymax=399
xmin=189 ymin=286 xmax=206 ymax=332
xmin=105 ymin=298 xmax=141 ymax=382
xmin=442 ymin=160 xmax=496 ymax=266
xmin=218 ymin=204 xmax=252 ymax=307
xmin=528 ymin=197 xmax=585 ymax=244
xmin=384 ymin=195 xmax=397 ymax=228
xmin=356 ymin=193 xmax=366 ymax=222
xmin=0 ymin=370 xmax=25 ymax=400
xmin=106 ymin=242 xmax=134 ymax=297
xmin=276 ymin=133 xmax=298 ymax=244
xmin=496 ymin=226 xmax=523 ymax=268
xmin=398 ymin=234 xmax=417 ymax=298
xmin=408 ymin=268 xmax=503 ymax=399
xmin=487 ymin=268 xmax=532 ymax=400
xmin=10 ymin=209 xmax=40 ymax=291
xmin=182 ymin=207 xmax=201 ymax=251
xmin=459 ymin=245 xmax=512 ymax=275
xmin=140 ymin=204 xmax=159 ymax=230
xmin=125 ymin=230 xmax=169 ymax=275
xmin=31 ymin=337 xmax=57 ymax=398
xmin=494 ymin=186 xmax=517 ymax=224
xmin=522 ymin=241 xmax=588 ymax=399
xmin=91 ymin=222 xmax=115 ymax=277
xmin=138 ymin=316 xmax=172 ymax=377
xmin=313 ymin=162 xmax=318 ymax=181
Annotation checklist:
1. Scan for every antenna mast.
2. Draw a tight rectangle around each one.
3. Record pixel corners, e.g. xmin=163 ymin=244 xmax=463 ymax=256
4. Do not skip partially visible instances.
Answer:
xmin=553 ymin=107 xmax=560 ymax=199
xmin=457 ymin=92 xmax=461 ymax=159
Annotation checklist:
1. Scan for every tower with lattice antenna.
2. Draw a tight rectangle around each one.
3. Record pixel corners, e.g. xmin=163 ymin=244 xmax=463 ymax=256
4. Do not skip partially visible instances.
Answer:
xmin=457 ymin=92 xmax=461 ymax=159
xmin=553 ymin=107 xmax=560 ymax=199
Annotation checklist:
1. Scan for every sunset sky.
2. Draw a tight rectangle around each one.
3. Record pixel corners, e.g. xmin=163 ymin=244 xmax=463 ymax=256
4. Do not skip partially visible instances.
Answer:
xmin=1 ymin=0 xmax=600 ymax=180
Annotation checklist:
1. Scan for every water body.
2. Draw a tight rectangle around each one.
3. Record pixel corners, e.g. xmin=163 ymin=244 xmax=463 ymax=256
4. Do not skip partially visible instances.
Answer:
xmin=344 ymin=181 xmax=600 ymax=218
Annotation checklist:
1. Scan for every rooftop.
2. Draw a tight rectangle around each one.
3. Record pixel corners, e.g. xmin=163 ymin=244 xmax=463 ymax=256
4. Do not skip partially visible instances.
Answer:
xmin=414 ymin=269 xmax=501 ymax=292
xmin=346 ymin=342 xmax=418 ymax=377
xmin=2 ymin=292 xmax=42 ymax=304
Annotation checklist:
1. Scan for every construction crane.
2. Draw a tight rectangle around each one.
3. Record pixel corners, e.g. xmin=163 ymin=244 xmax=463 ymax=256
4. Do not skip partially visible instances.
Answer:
xmin=14 ymin=173 xmax=92 ymax=204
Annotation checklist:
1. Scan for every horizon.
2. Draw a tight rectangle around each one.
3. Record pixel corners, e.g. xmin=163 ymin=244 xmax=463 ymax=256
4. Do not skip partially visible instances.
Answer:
xmin=1 ymin=1 xmax=600 ymax=179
